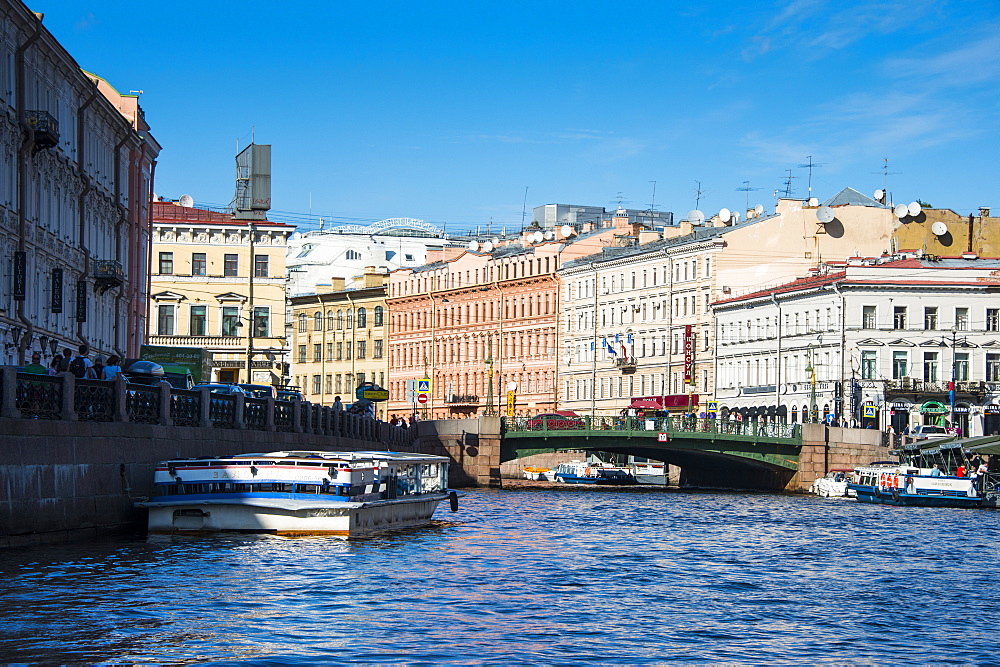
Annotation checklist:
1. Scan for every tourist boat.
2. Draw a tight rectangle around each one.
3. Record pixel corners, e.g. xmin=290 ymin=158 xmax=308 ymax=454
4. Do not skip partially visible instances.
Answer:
xmin=522 ymin=466 xmax=553 ymax=481
xmin=137 ymin=450 xmax=458 ymax=537
xmin=847 ymin=462 xmax=993 ymax=508
xmin=630 ymin=460 xmax=668 ymax=485
xmin=809 ymin=469 xmax=856 ymax=498
xmin=552 ymin=460 xmax=637 ymax=485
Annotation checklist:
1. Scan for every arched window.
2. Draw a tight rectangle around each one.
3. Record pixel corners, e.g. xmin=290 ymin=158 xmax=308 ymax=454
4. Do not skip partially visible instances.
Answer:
xmin=298 ymin=313 xmax=307 ymax=332
xmin=357 ymin=307 xmax=367 ymax=328
xmin=337 ymin=310 xmax=344 ymax=330
xmin=374 ymin=306 xmax=384 ymax=326
xmin=347 ymin=308 xmax=354 ymax=329
xmin=313 ymin=312 xmax=322 ymax=331
xmin=326 ymin=310 xmax=335 ymax=330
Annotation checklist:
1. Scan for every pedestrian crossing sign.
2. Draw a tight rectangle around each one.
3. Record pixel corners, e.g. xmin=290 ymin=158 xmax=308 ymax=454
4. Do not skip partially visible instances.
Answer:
xmin=417 ymin=378 xmax=431 ymax=393
xmin=864 ymin=405 xmax=876 ymax=418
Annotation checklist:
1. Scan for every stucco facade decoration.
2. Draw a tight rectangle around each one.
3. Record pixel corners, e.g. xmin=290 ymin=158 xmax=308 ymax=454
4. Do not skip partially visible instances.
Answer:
xmin=0 ymin=4 xmax=160 ymax=365
xmin=288 ymin=268 xmax=389 ymax=415
xmin=385 ymin=219 xmax=626 ymax=420
xmin=148 ymin=200 xmax=293 ymax=385
xmin=713 ymin=256 xmax=1000 ymax=437
xmin=285 ymin=218 xmax=449 ymax=298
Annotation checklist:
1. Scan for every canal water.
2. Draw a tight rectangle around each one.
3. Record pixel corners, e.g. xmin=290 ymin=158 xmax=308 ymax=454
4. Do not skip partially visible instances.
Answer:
xmin=2 ymin=488 xmax=1000 ymax=664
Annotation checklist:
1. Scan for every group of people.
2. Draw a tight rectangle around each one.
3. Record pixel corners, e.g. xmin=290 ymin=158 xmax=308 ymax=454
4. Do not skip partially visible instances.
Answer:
xmin=389 ymin=414 xmax=418 ymax=428
xmin=22 ymin=344 xmax=123 ymax=381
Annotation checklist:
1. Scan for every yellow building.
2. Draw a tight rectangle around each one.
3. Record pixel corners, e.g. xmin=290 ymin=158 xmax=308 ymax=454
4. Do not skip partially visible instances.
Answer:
xmin=289 ymin=268 xmax=390 ymax=415
xmin=148 ymin=200 xmax=294 ymax=385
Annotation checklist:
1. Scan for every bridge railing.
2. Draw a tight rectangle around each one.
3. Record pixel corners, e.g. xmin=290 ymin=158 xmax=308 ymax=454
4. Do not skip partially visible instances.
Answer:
xmin=1 ymin=366 xmax=411 ymax=448
xmin=504 ymin=414 xmax=800 ymax=441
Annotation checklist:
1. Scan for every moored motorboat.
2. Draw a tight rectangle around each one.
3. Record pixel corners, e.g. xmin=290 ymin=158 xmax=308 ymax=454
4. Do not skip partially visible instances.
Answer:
xmin=136 ymin=450 xmax=458 ymax=537
xmin=848 ymin=462 xmax=993 ymax=508
xmin=810 ymin=469 xmax=856 ymax=498
xmin=522 ymin=466 xmax=553 ymax=481
xmin=552 ymin=460 xmax=637 ymax=485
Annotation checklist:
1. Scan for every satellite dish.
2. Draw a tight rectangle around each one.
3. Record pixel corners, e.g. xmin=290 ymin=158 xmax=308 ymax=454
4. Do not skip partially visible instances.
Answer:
xmin=816 ymin=206 xmax=835 ymax=224
xmin=544 ymin=231 xmax=554 ymax=240
xmin=178 ymin=194 xmax=194 ymax=208
xmin=874 ymin=189 xmax=884 ymax=201
xmin=732 ymin=211 xmax=741 ymax=223
xmin=560 ymin=225 xmax=574 ymax=238
xmin=482 ymin=241 xmax=494 ymax=252
xmin=532 ymin=231 xmax=544 ymax=243
xmin=894 ymin=204 xmax=909 ymax=218
xmin=467 ymin=240 xmax=479 ymax=252
xmin=491 ymin=237 xmax=500 ymax=245
xmin=931 ymin=221 xmax=948 ymax=236
xmin=808 ymin=198 xmax=819 ymax=207
xmin=908 ymin=201 xmax=922 ymax=217
xmin=688 ymin=210 xmax=705 ymax=226
xmin=719 ymin=208 xmax=731 ymax=223
xmin=754 ymin=204 xmax=764 ymax=215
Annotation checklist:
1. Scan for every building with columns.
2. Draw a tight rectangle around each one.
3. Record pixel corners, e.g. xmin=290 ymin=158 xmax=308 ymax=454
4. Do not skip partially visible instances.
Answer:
xmin=0 ymin=4 xmax=160 ymax=365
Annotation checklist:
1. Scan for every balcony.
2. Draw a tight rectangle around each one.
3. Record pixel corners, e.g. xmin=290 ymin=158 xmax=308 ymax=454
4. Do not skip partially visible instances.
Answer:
xmin=446 ymin=394 xmax=479 ymax=405
xmin=615 ymin=357 xmax=637 ymax=374
xmin=884 ymin=379 xmax=990 ymax=397
xmin=93 ymin=259 xmax=124 ymax=294
xmin=26 ymin=110 xmax=59 ymax=153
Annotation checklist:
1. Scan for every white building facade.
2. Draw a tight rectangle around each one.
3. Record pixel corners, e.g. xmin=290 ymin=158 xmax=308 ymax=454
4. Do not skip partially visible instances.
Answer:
xmin=713 ymin=257 xmax=1000 ymax=437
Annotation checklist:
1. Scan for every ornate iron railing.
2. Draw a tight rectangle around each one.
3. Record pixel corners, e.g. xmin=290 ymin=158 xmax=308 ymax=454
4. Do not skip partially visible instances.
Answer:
xmin=274 ymin=400 xmax=294 ymax=432
xmin=243 ymin=397 xmax=268 ymax=430
xmin=126 ymin=384 xmax=161 ymax=424
xmin=75 ymin=378 xmax=115 ymax=422
xmin=15 ymin=373 xmax=63 ymax=420
xmin=170 ymin=389 xmax=201 ymax=427
xmin=209 ymin=394 xmax=237 ymax=429
xmin=504 ymin=414 xmax=799 ymax=441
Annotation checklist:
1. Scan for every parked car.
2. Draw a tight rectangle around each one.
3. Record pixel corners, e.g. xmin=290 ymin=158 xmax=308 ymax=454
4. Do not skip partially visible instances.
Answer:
xmin=524 ymin=412 xmax=586 ymax=430
xmin=277 ymin=389 xmax=304 ymax=402
xmin=910 ymin=424 xmax=951 ymax=440
xmin=191 ymin=383 xmax=247 ymax=396
xmin=237 ymin=384 xmax=278 ymax=399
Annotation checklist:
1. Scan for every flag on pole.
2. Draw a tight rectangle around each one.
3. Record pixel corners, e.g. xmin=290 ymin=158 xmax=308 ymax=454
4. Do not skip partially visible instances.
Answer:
xmin=604 ymin=338 xmax=617 ymax=356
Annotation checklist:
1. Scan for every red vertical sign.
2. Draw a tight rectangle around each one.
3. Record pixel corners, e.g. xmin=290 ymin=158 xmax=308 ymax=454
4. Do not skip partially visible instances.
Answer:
xmin=683 ymin=324 xmax=693 ymax=384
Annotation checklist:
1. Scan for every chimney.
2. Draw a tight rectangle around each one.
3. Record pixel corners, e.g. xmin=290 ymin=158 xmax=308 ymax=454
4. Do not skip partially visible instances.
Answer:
xmin=330 ymin=277 xmax=346 ymax=292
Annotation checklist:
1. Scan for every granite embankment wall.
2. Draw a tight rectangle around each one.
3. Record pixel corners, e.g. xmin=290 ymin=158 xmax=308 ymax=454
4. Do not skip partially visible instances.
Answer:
xmin=0 ymin=417 xmax=503 ymax=548
xmin=791 ymin=423 xmax=887 ymax=492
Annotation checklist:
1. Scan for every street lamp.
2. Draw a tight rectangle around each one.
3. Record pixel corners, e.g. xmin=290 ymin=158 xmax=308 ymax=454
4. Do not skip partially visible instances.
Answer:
xmin=805 ymin=345 xmax=817 ymax=423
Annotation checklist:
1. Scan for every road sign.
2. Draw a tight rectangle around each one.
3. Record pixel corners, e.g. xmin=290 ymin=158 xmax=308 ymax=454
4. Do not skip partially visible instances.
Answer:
xmin=657 ymin=432 xmax=669 ymax=442
xmin=707 ymin=401 xmax=718 ymax=412
xmin=864 ymin=405 xmax=877 ymax=418
xmin=362 ymin=389 xmax=389 ymax=401
xmin=417 ymin=378 xmax=431 ymax=393
xmin=416 ymin=394 xmax=428 ymax=405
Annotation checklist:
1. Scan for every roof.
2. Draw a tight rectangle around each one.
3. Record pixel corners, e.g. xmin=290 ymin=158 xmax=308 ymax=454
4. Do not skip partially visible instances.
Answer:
xmin=712 ymin=271 xmax=847 ymax=307
xmin=822 ymin=187 xmax=888 ymax=208
xmin=153 ymin=201 xmax=293 ymax=227
xmin=561 ymin=225 xmax=726 ymax=270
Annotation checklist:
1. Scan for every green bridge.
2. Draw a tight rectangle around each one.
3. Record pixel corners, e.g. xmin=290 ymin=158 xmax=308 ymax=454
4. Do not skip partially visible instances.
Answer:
xmin=502 ymin=415 xmax=805 ymax=490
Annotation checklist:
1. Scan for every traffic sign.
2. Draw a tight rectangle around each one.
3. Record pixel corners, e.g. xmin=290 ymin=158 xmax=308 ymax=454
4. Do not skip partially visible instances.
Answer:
xmin=707 ymin=401 xmax=718 ymax=412
xmin=416 ymin=394 xmax=428 ymax=405
xmin=417 ymin=378 xmax=431 ymax=393
xmin=864 ymin=405 xmax=877 ymax=418
xmin=657 ymin=432 xmax=669 ymax=442
xmin=362 ymin=389 xmax=389 ymax=401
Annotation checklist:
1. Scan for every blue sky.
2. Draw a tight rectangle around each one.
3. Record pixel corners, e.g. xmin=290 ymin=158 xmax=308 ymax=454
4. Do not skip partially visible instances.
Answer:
xmin=42 ymin=0 xmax=999 ymax=233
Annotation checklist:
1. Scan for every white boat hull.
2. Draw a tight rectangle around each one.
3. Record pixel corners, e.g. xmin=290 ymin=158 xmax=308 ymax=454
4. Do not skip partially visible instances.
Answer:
xmin=142 ymin=494 xmax=449 ymax=537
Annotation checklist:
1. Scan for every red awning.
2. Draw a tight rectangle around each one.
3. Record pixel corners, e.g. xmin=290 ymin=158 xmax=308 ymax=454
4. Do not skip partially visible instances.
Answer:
xmin=630 ymin=395 xmax=699 ymax=409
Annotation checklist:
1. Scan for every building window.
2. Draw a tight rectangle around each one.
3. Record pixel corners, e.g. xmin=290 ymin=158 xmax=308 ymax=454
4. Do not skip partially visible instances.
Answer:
xmin=955 ymin=352 xmax=969 ymax=382
xmin=337 ymin=310 xmax=344 ymax=330
xmin=298 ymin=345 xmax=307 ymax=363
xmin=924 ymin=306 xmax=938 ymax=330
xmin=357 ymin=341 xmax=366 ymax=359
xmin=346 ymin=341 xmax=352 ymax=360
xmin=326 ymin=342 xmax=334 ymax=361
xmin=254 ymin=254 xmax=269 ymax=278
xmin=374 ymin=306 xmax=384 ymax=327
xmin=157 ymin=304 xmax=175 ymax=335
xmin=374 ymin=339 xmax=383 ymax=359
xmin=347 ymin=308 xmax=354 ymax=329
xmin=253 ymin=307 xmax=269 ymax=337
xmin=314 ymin=311 xmax=323 ymax=331
xmin=988 ymin=309 xmax=1000 ymax=332
xmin=335 ymin=374 xmax=343 ymax=393
xmin=357 ymin=307 xmax=367 ymax=329
xmin=222 ymin=306 xmax=240 ymax=336
xmin=224 ymin=254 xmax=239 ymax=277
xmin=923 ymin=351 xmax=939 ymax=382
xmin=862 ymin=306 xmax=876 ymax=329
xmin=988 ymin=354 xmax=1000 ymax=381
xmin=312 ymin=375 xmax=321 ymax=394
xmin=325 ymin=375 xmax=333 ymax=393
xmin=327 ymin=310 xmax=335 ymax=330
xmin=346 ymin=250 xmax=361 ymax=260
xmin=893 ymin=306 xmax=907 ymax=330
xmin=356 ymin=372 xmax=365 ymax=385
xmin=190 ymin=305 xmax=207 ymax=336
xmin=313 ymin=344 xmax=321 ymax=362
xmin=892 ymin=351 xmax=908 ymax=379
xmin=191 ymin=253 xmax=206 ymax=276
xmin=158 ymin=252 xmax=174 ymax=275
xmin=956 ymin=307 xmax=969 ymax=331
xmin=336 ymin=342 xmax=343 ymax=360
xmin=861 ymin=350 xmax=876 ymax=379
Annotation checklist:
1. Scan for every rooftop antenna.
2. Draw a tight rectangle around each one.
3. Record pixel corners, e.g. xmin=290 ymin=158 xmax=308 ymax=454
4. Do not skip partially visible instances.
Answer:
xmin=798 ymin=156 xmax=825 ymax=201
xmin=872 ymin=158 xmax=901 ymax=204
xmin=520 ymin=186 xmax=529 ymax=228
xmin=737 ymin=180 xmax=762 ymax=211
xmin=781 ymin=169 xmax=796 ymax=198
xmin=694 ymin=180 xmax=705 ymax=209
xmin=649 ymin=180 xmax=657 ymax=224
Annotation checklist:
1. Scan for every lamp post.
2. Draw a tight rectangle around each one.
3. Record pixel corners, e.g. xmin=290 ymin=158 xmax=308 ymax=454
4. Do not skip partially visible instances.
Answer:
xmin=805 ymin=345 xmax=817 ymax=423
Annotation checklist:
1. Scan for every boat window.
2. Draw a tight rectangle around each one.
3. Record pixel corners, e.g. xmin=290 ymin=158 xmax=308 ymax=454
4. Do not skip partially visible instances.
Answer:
xmin=297 ymin=462 xmax=324 ymax=466
xmin=252 ymin=461 xmax=276 ymax=465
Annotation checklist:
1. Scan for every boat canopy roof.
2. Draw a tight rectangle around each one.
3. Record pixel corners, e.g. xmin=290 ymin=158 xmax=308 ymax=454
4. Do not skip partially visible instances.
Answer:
xmin=161 ymin=451 xmax=448 ymax=465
